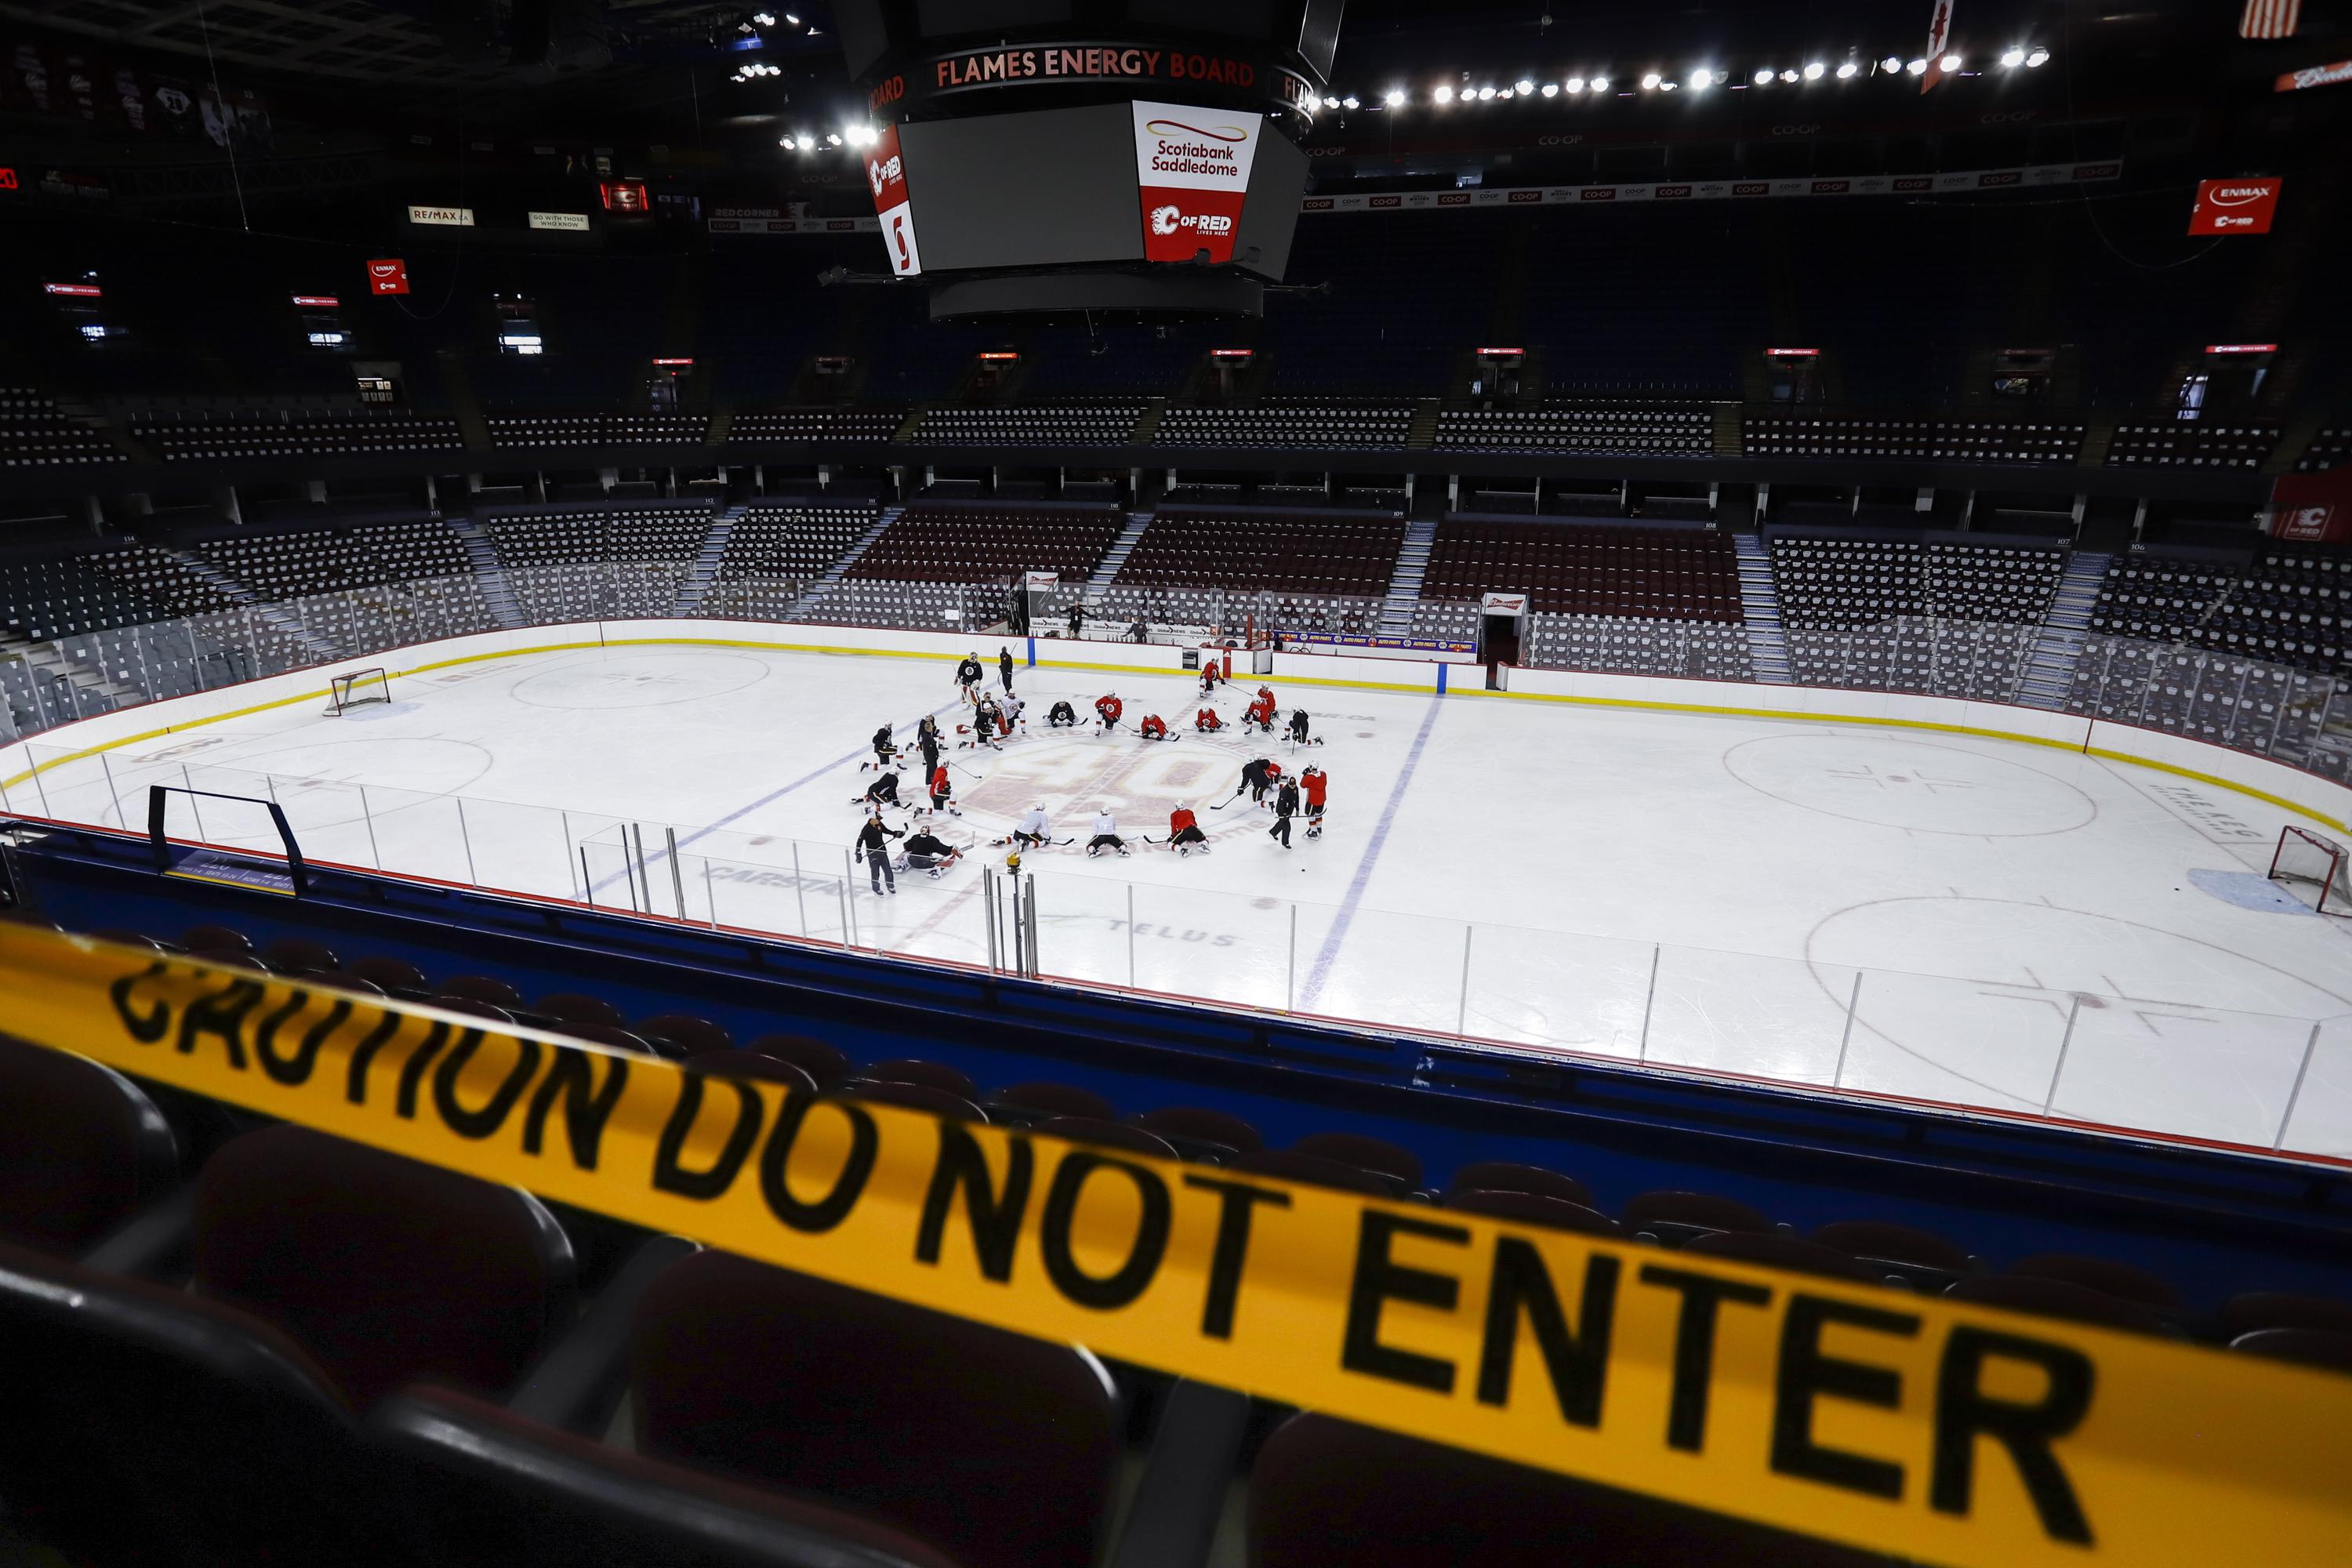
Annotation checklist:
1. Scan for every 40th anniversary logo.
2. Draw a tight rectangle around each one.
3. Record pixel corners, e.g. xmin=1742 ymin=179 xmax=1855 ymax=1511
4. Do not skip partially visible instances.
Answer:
xmin=6 ymin=922 xmax=2350 ymax=1565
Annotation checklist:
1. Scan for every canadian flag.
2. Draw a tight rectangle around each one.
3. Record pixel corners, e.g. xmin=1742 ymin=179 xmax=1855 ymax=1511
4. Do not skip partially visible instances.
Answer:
xmin=1921 ymin=0 xmax=1955 ymax=93
xmin=2240 ymin=0 xmax=2301 ymax=39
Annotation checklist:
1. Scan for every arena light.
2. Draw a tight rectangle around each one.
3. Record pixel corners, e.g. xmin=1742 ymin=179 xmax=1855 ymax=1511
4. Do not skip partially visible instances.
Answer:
xmin=2027 ymin=47 xmax=2049 ymax=67
xmin=1780 ymin=68 xmax=1798 ymax=82
xmin=825 ymin=132 xmax=842 ymax=146
xmin=1565 ymin=76 xmax=1585 ymax=92
xmin=1881 ymin=55 xmax=1903 ymax=72
xmin=1515 ymin=78 xmax=1535 ymax=94
xmin=1752 ymin=67 xmax=1774 ymax=85
xmin=1639 ymin=71 xmax=1661 ymax=89
xmin=751 ymin=10 xmax=775 ymax=24
xmin=1589 ymin=74 xmax=1609 ymax=90
xmin=1323 ymin=95 xmax=1340 ymax=107
xmin=1384 ymin=86 xmax=1406 ymax=106
xmin=1476 ymin=85 xmax=1496 ymax=100
xmin=2000 ymin=46 xmax=2026 ymax=67
xmin=843 ymin=124 xmax=877 ymax=147
xmin=1906 ymin=57 xmax=1928 ymax=74
xmin=782 ymin=11 xmax=798 ymax=21
xmin=1432 ymin=83 xmax=1454 ymax=103
xmin=1540 ymin=82 xmax=1558 ymax=96
xmin=1686 ymin=68 xmax=1713 ymax=90
xmin=1659 ymin=79 xmax=1677 ymax=90
xmin=1835 ymin=59 xmax=1859 ymax=78
xmin=1940 ymin=53 xmax=1962 ymax=71
xmin=1803 ymin=61 xmax=1826 ymax=80
xmin=1341 ymin=95 xmax=1359 ymax=108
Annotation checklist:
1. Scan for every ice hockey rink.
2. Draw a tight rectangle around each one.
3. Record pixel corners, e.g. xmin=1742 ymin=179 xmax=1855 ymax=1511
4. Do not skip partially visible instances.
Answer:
xmin=14 ymin=638 xmax=2352 ymax=1156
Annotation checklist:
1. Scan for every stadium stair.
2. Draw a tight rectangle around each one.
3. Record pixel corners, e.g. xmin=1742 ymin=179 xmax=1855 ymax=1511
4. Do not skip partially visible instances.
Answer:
xmin=1375 ymin=519 xmax=1437 ymax=637
xmin=1131 ymin=397 xmax=1169 ymax=444
xmin=5 ymin=633 xmax=150 ymax=715
xmin=158 ymin=546 xmax=344 ymax=662
xmin=789 ymin=504 xmax=902 ymax=619
xmin=1086 ymin=511 xmax=1155 ymax=591
xmin=2015 ymin=550 xmax=2111 ymax=710
xmin=1406 ymin=400 xmax=1441 ymax=448
xmin=670 ymin=503 xmax=745 ymax=615
xmin=1732 ymin=533 xmax=1794 ymax=684
xmin=443 ymin=517 xmax=527 ymax=630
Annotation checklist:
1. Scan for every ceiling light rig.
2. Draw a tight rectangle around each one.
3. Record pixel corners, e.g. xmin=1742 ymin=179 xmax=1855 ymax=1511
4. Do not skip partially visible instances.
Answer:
xmin=1348 ymin=44 xmax=2045 ymax=112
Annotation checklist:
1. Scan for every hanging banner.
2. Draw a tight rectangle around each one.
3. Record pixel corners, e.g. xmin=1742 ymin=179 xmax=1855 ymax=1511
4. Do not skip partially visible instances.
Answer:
xmin=866 ymin=125 xmax=923 ymax=278
xmin=528 ymin=211 xmax=590 ymax=232
xmin=365 ymin=259 xmax=410 ymax=296
xmin=1133 ymin=100 xmax=1262 ymax=264
xmin=406 ymin=203 xmax=474 ymax=227
xmin=2270 ymin=470 xmax=2352 ymax=545
xmin=2188 ymin=177 xmax=2283 ymax=234
xmin=1922 ymin=0 xmax=1957 ymax=93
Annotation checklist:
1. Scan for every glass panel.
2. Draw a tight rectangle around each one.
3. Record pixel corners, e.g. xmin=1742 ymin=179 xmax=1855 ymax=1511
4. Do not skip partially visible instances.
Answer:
xmin=2053 ymin=1000 xmax=2321 ymax=1148
xmin=1025 ymin=870 xmax=1134 ymax=989
xmin=1129 ymin=880 xmax=1290 ymax=1014
xmin=1643 ymin=944 xmax=1854 ymax=1087
xmin=1463 ymin=924 xmax=1656 ymax=1058
xmin=2274 ymin=1016 xmax=2352 ymax=1160
xmin=1831 ymin=969 xmax=2073 ymax=1115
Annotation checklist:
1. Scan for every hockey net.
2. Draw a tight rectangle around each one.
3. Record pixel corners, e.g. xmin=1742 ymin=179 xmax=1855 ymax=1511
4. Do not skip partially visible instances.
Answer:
xmin=2268 ymin=825 xmax=2352 ymax=918
xmin=325 ymin=667 xmax=392 ymax=717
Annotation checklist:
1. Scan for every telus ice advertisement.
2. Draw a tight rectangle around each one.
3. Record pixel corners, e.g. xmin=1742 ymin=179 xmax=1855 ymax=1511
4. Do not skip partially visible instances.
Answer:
xmin=1132 ymin=100 xmax=1262 ymax=264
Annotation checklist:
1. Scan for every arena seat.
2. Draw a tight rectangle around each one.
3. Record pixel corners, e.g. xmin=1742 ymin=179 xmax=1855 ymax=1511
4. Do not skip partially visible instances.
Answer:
xmin=844 ymin=1080 xmax=989 ymax=1121
xmin=727 ymin=408 xmax=906 ymax=444
xmin=1250 ymin=1413 xmax=1894 ymax=1567
xmin=1682 ymin=1230 xmax=1884 ymax=1284
xmin=2104 ymin=421 xmax=2279 ymax=470
xmin=709 ymin=501 xmax=880 ymax=619
xmin=685 ymin=1051 xmax=822 ymax=1097
xmin=1623 ymin=1189 xmax=1775 ymax=1242
xmin=1436 ymin=402 xmax=1714 ymax=456
xmin=1945 ymin=1275 xmax=2177 ymax=1336
xmin=0 ymin=1035 xmax=179 ymax=1258
xmin=630 ymin=1250 xmax=1123 ymax=1568
xmin=1742 ymin=413 xmax=2083 ymax=465
xmin=1131 ymin=1105 xmax=1264 ymax=1162
xmin=985 ymin=1081 xmax=1116 ymax=1124
xmin=2228 ymin=1327 xmax=2352 ymax=1372
xmin=1444 ymin=1160 xmax=1592 ymax=1207
xmin=1154 ymin=399 xmax=1414 ymax=450
xmin=909 ymin=401 xmax=1143 ymax=446
xmin=1444 ymin=1189 xmax=1624 ymax=1236
xmin=1033 ymin=1116 xmax=1182 ymax=1160
xmin=864 ymin=1058 xmax=979 ymax=1098
xmin=2292 ymin=426 xmax=2350 ymax=471
xmin=0 ymin=386 xmax=122 ymax=469
xmin=743 ymin=1033 xmax=854 ymax=1087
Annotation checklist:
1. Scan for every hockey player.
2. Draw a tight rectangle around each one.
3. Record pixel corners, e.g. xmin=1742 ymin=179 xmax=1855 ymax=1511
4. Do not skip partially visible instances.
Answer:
xmin=899 ymin=827 xmax=964 ymax=877
xmin=917 ymin=716 xmax=942 ymax=778
xmin=1138 ymin=713 xmax=1170 ymax=741
xmin=1000 ymin=691 xmax=1025 ymax=732
xmin=855 ymin=813 xmax=903 ymax=893
xmin=967 ymin=694 xmax=1003 ymax=749
xmin=856 ymin=770 xmax=902 ymax=809
xmin=1195 ymin=706 xmax=1225 ymax=733
xmin=1235 ymin=755 xmax=1276 ymax=807
xmin=1269 ymin=775 xmax=1300 ymax=848
xmin=1087 ymin=804 xmax=1131 ymax=858
xmin=1011 ymin=803 xmax=1051 ymax=849
xmin=956 ymin=652 xmax=985 ymax=703
xmin=866 ymin=723 xmax=896 ymax=771
xmin=1243 ymin=685 xmax=1279 ymax=732
xmin=926 ymin=761 xmax=957 ymax=815
xmin=1047 ymin=699 xmax=1078 ymax=728
xmin=1167 ymin=800 xmax=1209 ymax=856
xmin=1199 ymin=662 xmax=1224 ymax=697
xmin=1287 ymin=707 xmax=1317 ymax=747
xmin=1094 ymin=692 xmax=1124 ymax=733
xmin=1301 ymin=764 xmax=1328 ymax=838
xmin=998 ymin=645 xmax=1016 ymax=694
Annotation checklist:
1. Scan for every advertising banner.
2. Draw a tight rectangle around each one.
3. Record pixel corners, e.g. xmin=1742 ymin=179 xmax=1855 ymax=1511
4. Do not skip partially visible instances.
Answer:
xmin=365 ymin=258 xmax=409 ymax=296
xmin=2270 ymin=470 xmax=2352 ymax=546
xmin=866 ymin=124 xmax=923 ymax=278
xmin=406 ymin=203 xmax=474 ymax=227
xmin=1133 ymin=100 xmax=1261 ymax=264
xmin=2275 ymin=58 xmax=2352 ymax=92
xmin=527 ymin=211 xmax=590 ymax=231
xmin=2188 ymin=177 xmax=2282 ymax=234
xmin=1300 ymin=160 xmax=2122 ymax=215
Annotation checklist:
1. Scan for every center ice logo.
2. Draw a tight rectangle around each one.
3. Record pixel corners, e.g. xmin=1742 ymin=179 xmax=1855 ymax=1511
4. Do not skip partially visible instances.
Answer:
xmin=963 ymin=736 xmax=1249 ymax=840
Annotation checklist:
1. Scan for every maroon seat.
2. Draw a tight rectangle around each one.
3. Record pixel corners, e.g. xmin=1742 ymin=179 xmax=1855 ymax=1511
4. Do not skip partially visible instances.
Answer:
xmin=180 ymin=922 xmax=252 ymax=954
xmin=1623 ymin=1189 xmax=1774 ymax=1239
xmin=2223 ymin=1290 xmax=2352 ymax=1339
xmin=439 ymin=974 xmax=525 ymax=1010
xmin=1229 ymin=1148 xmax=1396 ymax=1198
xmin=1035 ymin=1116 xmax=1180 ymax=1160
xmin=631 ymin=1251 xmax=1120 ymax=1568
xmin=1946 ymin=1275 xmax=2173 ymax=1337
xmin=2229 ymin=1327 xmax=2352 ymax=1373
xmin=866 ymin=1058 xmax=978 ymax=1098
xmin=1291 ymin=1131 xmax=1423 ymax=1189
xmin=1132 ymin=1105 xmax=1263 ymax=1161
xmin=1446 ymin=1189 xmax=1623 ymax=1236
xmin=1683 ymin=1230 xmax=1884 ymax=1286
xmin=437 ymin=996 xmax=517 ymax=1025
xmin=1445 ymin=1160 xmax=1591 ymax=1207
xmin=988 ymin=1081 xmax=1116 ymax=1123
xmin=741 ymin=1033 xmax=853 ymax=1087
xmin=561 ymin=1021 xmax=660 ymax=1055
xmin=2006 ymin=1254 xmax=2180 ymax=1311
xmin=845 ymin=1080 xmax=989 ymax=1123
xmin=193 ymin=1125 xmax=576 ymax=1411
xmin=688 ymin=1051 xmax=820 ymax=1097
xmin=347 ymin=954 xmax=430 ymax=993
xmin=1812 ymin=1220 xmax=1973 ymax=1274
xmin=537 ymin=992 xmax=627 ymax=1030
xmin=261 ymin=936 xmax=341 ymax=974
xmin=0 ymin=1036 xmax=178 ymax=1257
xmin=637 ymin=1014 xmax=734 ymax=1058
xmin=1250 ymin=1413 xmax=1889 ymax=1567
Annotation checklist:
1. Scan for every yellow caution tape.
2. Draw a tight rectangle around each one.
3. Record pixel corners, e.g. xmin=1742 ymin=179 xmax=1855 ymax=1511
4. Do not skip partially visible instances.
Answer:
xmin=4 ymin=920 xmax=2349 ymax=1566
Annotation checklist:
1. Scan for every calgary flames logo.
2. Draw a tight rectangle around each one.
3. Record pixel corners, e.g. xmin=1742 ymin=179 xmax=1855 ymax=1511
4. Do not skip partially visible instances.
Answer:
xmin=1150 ymin=204 xmax=1181 ymax=234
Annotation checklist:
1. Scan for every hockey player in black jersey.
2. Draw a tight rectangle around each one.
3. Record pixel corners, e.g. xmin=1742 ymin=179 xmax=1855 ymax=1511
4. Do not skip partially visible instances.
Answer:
xmin=1047 ymin=699 xmax=1079 ymax=728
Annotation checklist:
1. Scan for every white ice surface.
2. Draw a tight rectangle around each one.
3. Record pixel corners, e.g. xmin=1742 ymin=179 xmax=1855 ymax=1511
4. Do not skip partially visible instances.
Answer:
xmin=22 ymin=642 xmax=2352 ymax=1155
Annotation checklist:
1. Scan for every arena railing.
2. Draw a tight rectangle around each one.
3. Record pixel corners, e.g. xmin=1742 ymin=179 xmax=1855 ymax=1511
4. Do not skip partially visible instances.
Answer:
xmin=9 ymin=734 xmax=2348 ymax=1164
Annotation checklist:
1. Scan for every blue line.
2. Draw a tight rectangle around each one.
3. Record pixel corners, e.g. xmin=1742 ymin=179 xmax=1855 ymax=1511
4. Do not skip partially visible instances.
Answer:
xmin=1298 ymin=694 xmax=1445 ymax=1010
xmin=588 ymin=699 xmax=961 ymax=896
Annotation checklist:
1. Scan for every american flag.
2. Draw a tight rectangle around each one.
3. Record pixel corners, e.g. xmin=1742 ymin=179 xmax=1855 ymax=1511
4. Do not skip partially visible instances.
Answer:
xmin=2241 ymin=0 xmax=2301 ymax=38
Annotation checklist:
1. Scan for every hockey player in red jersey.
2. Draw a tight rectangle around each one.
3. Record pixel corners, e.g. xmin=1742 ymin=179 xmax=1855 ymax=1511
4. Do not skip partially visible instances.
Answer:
xmin=1195 ymin=706 xmax=1224 ymax=732
xmin=927 ymin=761 xmax=956 ymax=815
xmin=1167 ymin=800 xmax=1209 ymax=855
xmin=1301 ymin=764 xmax=1327 ymax=837
xmin=1094 ymin=692 xmax=1124 ymax=732
xmin=1243 ymin=685 xmax=1279 ymax=731
xmin=1138 ymin=713 xmax=1170 ymax=741
xmin=1199 ymin=662 xmax=1224 ymax=696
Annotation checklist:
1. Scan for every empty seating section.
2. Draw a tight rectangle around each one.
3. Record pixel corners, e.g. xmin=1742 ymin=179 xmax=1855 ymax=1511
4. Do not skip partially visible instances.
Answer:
xmin=1770 ymin=537 xmax=2066 ymax=629
xmin=487 ymin=505 xmax=716 ymax=622
xmin=2294 ymin=428 xmax=2350 ymax=471
xmin=1421 ymin=521 xmax=1743 ymax=622
xmin=485 ymin=413 xmax=707 ymax=449
xmin=846 ymin=503 xmax=1122 ymax=584
xmin=1744 ymin=415 xmax=2083 ymax=465
xmin=815 ymin=579 xmax=991 ymax=630
xmin=134 ymin=409 xmax=464 ymax=461
xmin=1436 ymin=404 xmax=1711 ymax=455
xmin=0 ymin=547 xmax=233 ymax=641
xmin=726 ymin=408 xmax=905 ymax=443
xmin=2088 ymin=549 xmax=2350 ymax=679
xmin=2104 ymin=422 xmax=2281 ymax=469
xmin=1101 ymin=509 xmax=1403 ymax=637
xmin=707 ymin=502 xmax=877 ymax=619
xmin=2067 ymin=641 xmax=2346 ymax=775
xmin=1 ymin=388 xmax=118 ymax=469
xmin=1526 ymin=616 xmax=1754 ymax=681
xmin=196 ymin=520 xmax=473 ymax=598
xmin=909 ymin=403 xmax=1142 ymax=445
xmin=1155 ymin=401 xmax=1414 ymax=449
